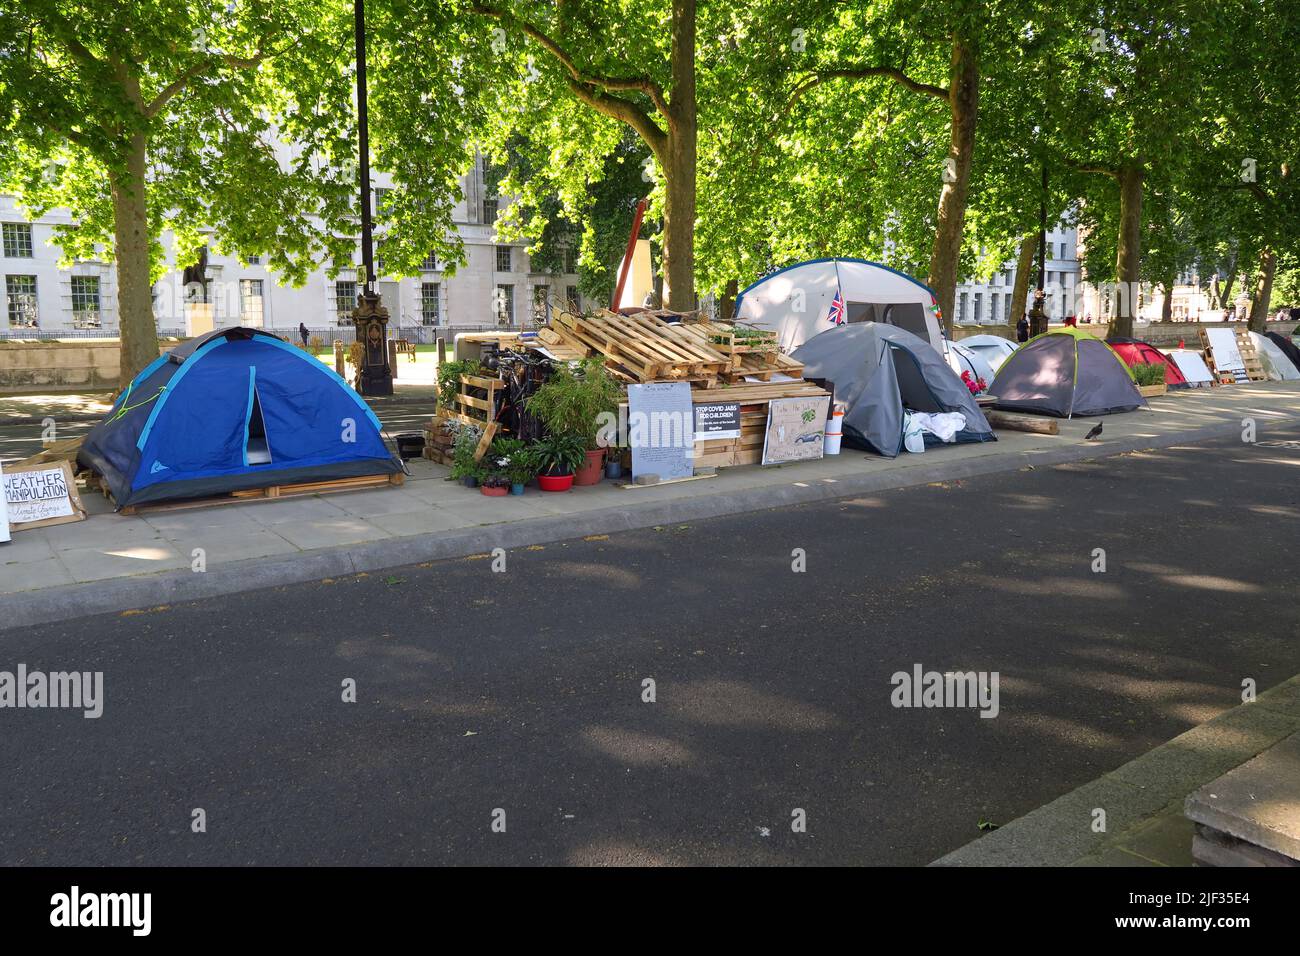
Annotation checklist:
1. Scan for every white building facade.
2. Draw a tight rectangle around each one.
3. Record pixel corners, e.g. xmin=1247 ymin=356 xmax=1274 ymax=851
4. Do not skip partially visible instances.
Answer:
xmin=1 ymin=154 xmax=583 ymax=338
xmin=952 ymin=226 xmax=1082 ymax=326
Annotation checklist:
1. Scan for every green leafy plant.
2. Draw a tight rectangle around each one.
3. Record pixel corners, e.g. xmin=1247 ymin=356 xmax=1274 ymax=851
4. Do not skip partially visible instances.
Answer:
xmin=526 ymin=358 xmax=621 ymax=449
xmin=531 ymin=433 xmax=587 ymax=477
xmin=1132 ymin=362 xmax=1167 ymax=387
xmin=437 ymin=359 xmax=484 ymax=411
xmin=449 ymin=426 xmax=485 ymax=480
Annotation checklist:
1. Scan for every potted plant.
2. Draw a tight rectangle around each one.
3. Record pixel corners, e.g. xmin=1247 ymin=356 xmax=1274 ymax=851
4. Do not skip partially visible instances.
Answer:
xmin=531 ymin=433 xmax=586 ymax=492
xmin=526 ymin=357 xmax=621 ymax=486
xmin=488 ymin=437 xmax=535 ymax=495
xmin=1132 ymin=361 xmax=1167 ymax=397
xmin=449 ymin=427 xmax=484 ymax=488
xmin=479 ymin=469 xmax=511 ymax=496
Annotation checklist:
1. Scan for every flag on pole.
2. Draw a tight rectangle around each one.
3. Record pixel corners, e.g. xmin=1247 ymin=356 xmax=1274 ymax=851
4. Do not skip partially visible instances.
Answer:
xmin=826 ymin=289 xmax=846 ymax=326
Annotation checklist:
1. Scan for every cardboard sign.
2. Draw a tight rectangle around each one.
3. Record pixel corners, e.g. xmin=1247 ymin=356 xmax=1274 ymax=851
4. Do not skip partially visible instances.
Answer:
xmin=694 ymin=402 xmax=741 ymax=441
xmin=627 ymin=382 xmax=695 ymax=482
xmin=762 ymin=395 xmax=831 ymax=465
xmin=0 ymin=462 xmax=9 ymax=544
xmin=2 ymin=460 xmax=87 ymax=532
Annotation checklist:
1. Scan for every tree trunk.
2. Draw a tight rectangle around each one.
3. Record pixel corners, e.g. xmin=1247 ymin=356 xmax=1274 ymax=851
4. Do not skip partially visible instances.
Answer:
xmin=111 ymin=129 xmax=159 ymax=385
xmin=661 ymin=0 xmax=696 ymax=311
xmin=1112 ymin=164 xmax=1143 ymax=340
xmin=1160 ymin=280 xmax=1173 ymax=323
xmin=1007 ymin=234 xmax=1036 ymax=331
xmin=1248 ymin=247 xmax=1276 ymax=332
xmin=719 ymin=277 xmax=739 ymax=321
xmin=927 ymin=37 xmax=978 ymax=337
xmin=1220 ymin=250 xmax=1237 ymax=313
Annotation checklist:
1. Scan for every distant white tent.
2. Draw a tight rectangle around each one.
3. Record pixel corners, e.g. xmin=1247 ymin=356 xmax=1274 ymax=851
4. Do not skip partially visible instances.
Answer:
xmin=959 ymin=334 xmax=1018 ymax=371
xmin=946 ymin=340 xmax=996 ymax=392
xmin=1165 ymin=348 xmax=1214 ymax=386
xmin=1250 ymin=331 xmax=1300 ymax=381
xmin=734 ymin=258 xmax=944 ymax=353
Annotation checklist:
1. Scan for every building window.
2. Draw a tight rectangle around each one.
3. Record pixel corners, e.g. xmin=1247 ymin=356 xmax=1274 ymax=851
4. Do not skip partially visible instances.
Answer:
xmin=335 ymin=280 xmax=357 ymax=325
xmin=247 ymin=255 xmax=261 ymax=266
xmin=532 ymin=285 xmax=549 ymax=324
xmin=564 ymin=246 xmax=579 ymax=274
xmin=566 ymin=285 xmax=581 ymax=312
xmin=972 ymin=292 xmax=982 ymax=324
xmin=991 ymin=293 xmax=1001 ymax=324
xmin=494 ymin=283 xmax=514 ymax=325
xmin=240 ymin=279 xmax=264 ymax=326
xmin=420 ymin=282 xmax=441 ymax=325
xmin=374 ymin=187 xmax=392 ymax=215
xmin=421 ymin=252 xmax=438 ymax=271
xmin=70 ymin=275 xmax=101 ymax=328
xmin=5 ymin=275 xmax=38 ymax=327
xmin=495 ymin=245 xmax=512 ymax=272
xmin=482 ymin=197 xmax=499 ymax=226
xmin=2 ymin=223 xmax=34 ymax=258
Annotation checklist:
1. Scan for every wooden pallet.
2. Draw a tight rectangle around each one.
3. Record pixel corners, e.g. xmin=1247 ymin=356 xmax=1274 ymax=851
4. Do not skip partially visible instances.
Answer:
xmin=103 ymin=471 xmax=405 ymax=515
xmin=10 ymin=434 xmax=85 ymax=469
xmin=545 ymin=310 xmax=731 ymax=383
xmin=1235 ymin=328 xmax=1268 ymax=382
xmin=434 ymin=373 xmax=501 ymax=460
xmin=1199 ymin=326 xmax=1264 ymax=384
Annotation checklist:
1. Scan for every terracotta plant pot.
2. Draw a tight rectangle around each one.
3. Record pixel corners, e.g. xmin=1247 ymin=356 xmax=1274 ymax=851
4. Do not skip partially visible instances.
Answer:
xmin=537 ymin=472 xmax=574 ymax=493
xmin=480 ymin=484 xmax=508 ymax=497
xmin=574 ymin=448 xmax=605 ymax=486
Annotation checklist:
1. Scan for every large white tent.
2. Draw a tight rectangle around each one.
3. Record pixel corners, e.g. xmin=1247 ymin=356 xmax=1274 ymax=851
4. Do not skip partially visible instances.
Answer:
xmin=1250 ymin=331 xmax=1300 ymax=381
xmin=734 ymin=258 xmax=944 ymax=353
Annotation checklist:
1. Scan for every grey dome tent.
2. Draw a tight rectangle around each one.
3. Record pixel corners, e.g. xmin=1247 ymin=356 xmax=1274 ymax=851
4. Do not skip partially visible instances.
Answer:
xmin=792 ymin=323 xmax=995 ymax=458
xmin=991 ymin=327 xmax=1146 ymax=417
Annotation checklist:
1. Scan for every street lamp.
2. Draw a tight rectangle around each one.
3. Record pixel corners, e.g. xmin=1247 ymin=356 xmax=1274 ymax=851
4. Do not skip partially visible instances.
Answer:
xmin=351 ymin=0 xmax=393 ymax=396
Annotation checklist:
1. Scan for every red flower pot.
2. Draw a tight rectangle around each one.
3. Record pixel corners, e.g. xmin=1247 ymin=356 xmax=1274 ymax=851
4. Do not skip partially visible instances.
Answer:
xmin=480 ymin=484 xmax=508 ymax=497
xmin=537 ymin=473 xmax=574 ymax=492
xmin=574 ymin=448 xmax=606 ymax=486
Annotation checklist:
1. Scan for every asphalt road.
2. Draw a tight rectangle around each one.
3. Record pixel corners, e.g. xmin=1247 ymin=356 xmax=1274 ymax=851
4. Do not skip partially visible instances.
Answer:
xmin=3 ymin=428 xmax=1299 ymax=866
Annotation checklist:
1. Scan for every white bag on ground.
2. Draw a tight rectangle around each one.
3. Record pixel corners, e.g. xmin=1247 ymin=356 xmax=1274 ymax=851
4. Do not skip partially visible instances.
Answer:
xmin=908 ymin=411 xmax=968 ymax=443
xmin=902 ymin=412 xmax=927 ymax=453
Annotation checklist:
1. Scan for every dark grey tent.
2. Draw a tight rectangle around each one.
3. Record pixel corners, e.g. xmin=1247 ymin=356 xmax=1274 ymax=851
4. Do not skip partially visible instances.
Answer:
xmin=792 ymin=323 xmax=996 ymax=458
xmin=992 ymin=327 xmax=1146 ymax=417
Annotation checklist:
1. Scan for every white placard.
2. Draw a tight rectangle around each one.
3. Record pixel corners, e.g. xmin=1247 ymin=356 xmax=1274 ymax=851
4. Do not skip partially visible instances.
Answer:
xmin=628 ymin=382 xmax=695 ymax=482
xmin=1 ymin=460 xmax=85 ymax=532
xmin=1205 ymin=328 xmax=1245 ymax=372
xmin=0 ymin=462 xmax=10 ymax=544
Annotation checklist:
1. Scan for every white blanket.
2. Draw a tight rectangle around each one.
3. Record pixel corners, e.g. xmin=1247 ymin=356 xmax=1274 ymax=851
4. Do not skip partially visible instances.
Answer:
xmin=907 ymin=411 xmax=968 ymax=444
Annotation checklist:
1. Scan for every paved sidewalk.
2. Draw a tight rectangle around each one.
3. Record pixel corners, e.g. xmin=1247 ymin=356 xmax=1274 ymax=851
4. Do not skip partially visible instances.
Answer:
xmin=932 ymin=672 xmax=1300 ymax=866
xmin=4 ymin=380 xmax=1300 ymax=629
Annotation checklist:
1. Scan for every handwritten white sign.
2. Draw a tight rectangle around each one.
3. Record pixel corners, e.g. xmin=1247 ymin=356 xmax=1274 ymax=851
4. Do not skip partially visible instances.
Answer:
xmin=2 ymin=461 xmax=85 ymax=531
xmin=0 ymin=462 xmax=10 ymax=544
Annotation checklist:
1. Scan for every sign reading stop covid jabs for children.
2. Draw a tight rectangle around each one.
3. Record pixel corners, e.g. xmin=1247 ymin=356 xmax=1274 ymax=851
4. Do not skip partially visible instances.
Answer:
xmin=1 ymin=460 xmax=86 ymax=533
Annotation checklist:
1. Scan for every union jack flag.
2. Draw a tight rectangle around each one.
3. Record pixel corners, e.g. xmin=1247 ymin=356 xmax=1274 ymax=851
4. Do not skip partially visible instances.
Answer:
xmin=827 ymin=289 xmax=846 ymax=326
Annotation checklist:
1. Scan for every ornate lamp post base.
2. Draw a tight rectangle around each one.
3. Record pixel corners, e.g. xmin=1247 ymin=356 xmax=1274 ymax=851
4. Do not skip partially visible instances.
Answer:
xmin=353 ymin=292 xmax=393 ymax=396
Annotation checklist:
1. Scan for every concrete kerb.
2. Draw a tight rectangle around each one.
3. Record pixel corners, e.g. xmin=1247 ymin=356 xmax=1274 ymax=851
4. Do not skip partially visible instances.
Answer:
xmin=3 ymin=410 xmax=1296 ymax=633
xmin=931 ymin=674 xmax=1300 ymax=867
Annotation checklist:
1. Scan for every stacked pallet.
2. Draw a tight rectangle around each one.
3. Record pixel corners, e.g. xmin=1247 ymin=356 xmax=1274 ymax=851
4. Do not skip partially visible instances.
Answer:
xmin=538 ymin=310 xmax=731 ymax=385
xmin=689 ymin=381 xmax=831 ymax=469
xmin=674 ymin=320 xmax=806 ymax=383
xmin=1235 ymin=328 xmax=1268 ymax=382
xmin=430 ymin=373 xmax=499 ymax=461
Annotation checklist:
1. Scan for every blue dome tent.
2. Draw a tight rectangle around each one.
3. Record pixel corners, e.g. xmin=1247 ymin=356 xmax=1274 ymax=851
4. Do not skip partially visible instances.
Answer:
xmin=79 ymin=327 xmax=401 ymax=508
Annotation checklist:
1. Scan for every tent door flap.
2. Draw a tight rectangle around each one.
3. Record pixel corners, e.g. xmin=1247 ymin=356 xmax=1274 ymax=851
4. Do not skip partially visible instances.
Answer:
xmin=244 ymin=367 xmax=272 ymax=466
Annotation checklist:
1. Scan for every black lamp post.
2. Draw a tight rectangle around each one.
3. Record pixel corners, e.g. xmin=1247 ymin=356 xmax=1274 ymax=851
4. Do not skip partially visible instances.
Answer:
xmin=351 ymin=0 xmax=393 ymax=396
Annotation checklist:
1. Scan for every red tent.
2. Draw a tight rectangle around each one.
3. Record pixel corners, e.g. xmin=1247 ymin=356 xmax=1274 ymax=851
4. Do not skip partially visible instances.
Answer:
xmin=1107 ymin=338 xmax=1188 ymax=388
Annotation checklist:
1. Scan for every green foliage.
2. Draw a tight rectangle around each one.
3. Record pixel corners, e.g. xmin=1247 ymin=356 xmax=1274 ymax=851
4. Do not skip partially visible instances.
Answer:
xmin=526 ymin=358 xmax=621 ymax=446
xmin=1131 ymin=362 xmax=1166 ymax=387
xmin=531 ymin=432 xmax=587 ymax=477
xmin=449 ymin=426 xmax=485 ymax=480
xmin=437 ymin=359 xmax=484 ymax=411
